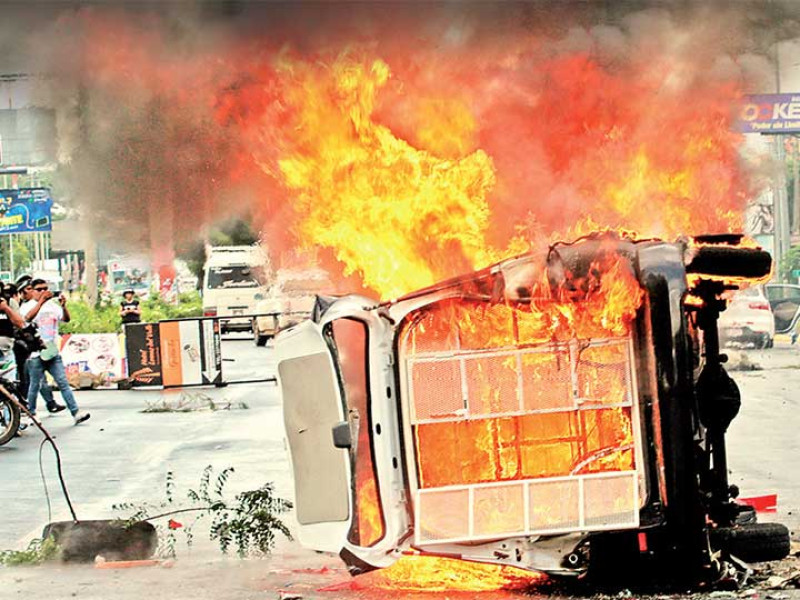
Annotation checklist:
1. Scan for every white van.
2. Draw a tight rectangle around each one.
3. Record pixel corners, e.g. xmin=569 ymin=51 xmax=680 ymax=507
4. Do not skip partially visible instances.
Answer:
xmin=202 ymin=246 xmax=270 ymax=333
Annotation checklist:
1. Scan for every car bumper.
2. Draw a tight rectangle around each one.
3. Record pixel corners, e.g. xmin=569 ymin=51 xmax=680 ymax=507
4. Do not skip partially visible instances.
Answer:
xmin=720 ymin=326 xmax=772 ymax=344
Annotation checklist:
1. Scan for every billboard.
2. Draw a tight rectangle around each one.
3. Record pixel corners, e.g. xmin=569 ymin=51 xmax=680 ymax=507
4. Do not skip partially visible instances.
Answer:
xmin=737 ymin=94 xmax=800 ymax=134
xmin=0 ymin=188 xmax=53 ymax=233
xmin=108 ymin=256 xmax=152 ymax=295
xmin=124 ymin=318 xmax=222 ymax=388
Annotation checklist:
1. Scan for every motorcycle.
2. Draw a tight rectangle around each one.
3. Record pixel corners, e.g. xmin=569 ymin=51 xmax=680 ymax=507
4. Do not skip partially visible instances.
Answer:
xmin=0 ymin=362 xmax=24 ymax=446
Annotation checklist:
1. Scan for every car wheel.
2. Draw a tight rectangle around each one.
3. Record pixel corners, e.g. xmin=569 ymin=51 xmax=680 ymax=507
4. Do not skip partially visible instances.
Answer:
xmin=255 ymin=333 xmax=268 ymax=347
xmin=709 ymin=522 xmax=790 ymax=563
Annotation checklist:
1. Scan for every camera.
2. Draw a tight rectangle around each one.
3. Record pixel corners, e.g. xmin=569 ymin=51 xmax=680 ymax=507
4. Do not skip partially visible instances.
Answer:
xmin=0 ymin=282 xmax=16 ymax=302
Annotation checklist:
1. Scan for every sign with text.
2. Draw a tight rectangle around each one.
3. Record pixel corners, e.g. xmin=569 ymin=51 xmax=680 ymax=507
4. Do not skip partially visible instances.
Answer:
xmin=125 ymin=319 xmax=222 ymax=388
xmin=0 ymin=188 xmax=53 ymax=233
xmin=159 ymin=318 xmax=222 ymax=388
xmin=738 ymin=94 xmax=800 ymax=134
xmin=125 ymin=322 xmax=163 ymax=387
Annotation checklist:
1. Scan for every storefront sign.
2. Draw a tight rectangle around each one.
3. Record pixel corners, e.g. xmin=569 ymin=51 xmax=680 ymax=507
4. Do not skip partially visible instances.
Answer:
xmin=738 ymin=94 xmax=800 ymax=133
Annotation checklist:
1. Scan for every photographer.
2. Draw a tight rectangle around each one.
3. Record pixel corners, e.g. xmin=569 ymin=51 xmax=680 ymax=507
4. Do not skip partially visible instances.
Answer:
xmin=14 ymin=276 xmax=66 ymax=414
xmin=21 ymin=280 xmax=90 ymax=425
xmin=0 ymin=283 xmax=27 ymax=381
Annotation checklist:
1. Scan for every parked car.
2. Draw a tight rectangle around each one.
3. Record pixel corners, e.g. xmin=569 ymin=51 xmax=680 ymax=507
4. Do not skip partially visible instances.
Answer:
xmin=766 ymin=283 xmax=800 ymax=343
xmin=274 ymin=233 xmax=788 ymax=587
xmin=252 ymin=268 xmax=333 ymax=346
xmin=718 ymin=285 xmax=775 ymax=348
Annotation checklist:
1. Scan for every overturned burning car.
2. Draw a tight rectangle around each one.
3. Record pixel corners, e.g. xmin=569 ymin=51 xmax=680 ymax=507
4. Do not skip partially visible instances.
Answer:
xmin=275 ymin=233 xmax=789 ymax=586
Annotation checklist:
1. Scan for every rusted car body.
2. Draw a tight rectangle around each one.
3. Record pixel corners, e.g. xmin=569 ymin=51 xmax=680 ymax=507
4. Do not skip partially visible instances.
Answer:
xmin=276 ymin=233 xmax=787 ymax=585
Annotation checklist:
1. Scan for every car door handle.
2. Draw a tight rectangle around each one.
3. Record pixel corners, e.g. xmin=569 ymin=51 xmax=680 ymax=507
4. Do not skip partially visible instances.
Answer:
xmin=331 ymin=421 xmax=351 ymax=449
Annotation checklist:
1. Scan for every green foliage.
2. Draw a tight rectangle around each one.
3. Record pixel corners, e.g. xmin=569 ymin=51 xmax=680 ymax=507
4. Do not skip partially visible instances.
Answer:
xmin=60 ymin=291 xmax=202 ymax=334
xmin=0 ymin=536 xmax=60 ymax=566
xmin=781 ymin=245 xmax=800 ymax=282
xmin=209 ymin=484 xmax=293 ymax=557
xmin=0 ymin=236 xmax=32 ymax=275
xmin=114 ymin=466 xmax=292 ymax=559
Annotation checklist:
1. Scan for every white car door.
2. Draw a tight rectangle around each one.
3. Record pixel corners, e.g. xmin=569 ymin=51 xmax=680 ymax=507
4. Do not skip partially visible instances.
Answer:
xmin=275 ymin=299 xmax=408 ymax=571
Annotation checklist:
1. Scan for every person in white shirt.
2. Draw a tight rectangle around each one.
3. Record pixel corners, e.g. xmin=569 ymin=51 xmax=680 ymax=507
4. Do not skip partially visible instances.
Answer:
xmin=14 ymin=276 xmax=66 ymax=414
xmin=21 ymin=279 xmax=89 ymax=425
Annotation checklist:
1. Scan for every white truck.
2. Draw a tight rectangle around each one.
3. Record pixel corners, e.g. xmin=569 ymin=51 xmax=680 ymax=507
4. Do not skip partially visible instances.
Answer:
xmin=202 ymin=246 xmax=270 ymax=334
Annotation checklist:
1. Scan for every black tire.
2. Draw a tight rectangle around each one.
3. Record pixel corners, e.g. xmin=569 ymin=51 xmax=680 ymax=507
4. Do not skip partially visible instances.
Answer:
xmin=710 ymin=522 xmax=791 ymax=563
xmin=255 ymin=333 xmax=268 ymax=347
xmin=0 ymin=393 xmax=21 ymax=446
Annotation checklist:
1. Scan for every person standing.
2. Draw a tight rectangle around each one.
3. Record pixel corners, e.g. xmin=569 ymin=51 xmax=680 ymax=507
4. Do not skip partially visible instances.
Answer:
xmin=0 ymin=286 xmax=26 ymax=381
xmin=0 ymin=284 xmax=29 ymax=435
xmin=14 ymin=276 xmax=66 ymax=414
xmin=119 ymin=289 xmax=142 ymax=327
xmin=21 ymin=279 xmax=89 ymax=425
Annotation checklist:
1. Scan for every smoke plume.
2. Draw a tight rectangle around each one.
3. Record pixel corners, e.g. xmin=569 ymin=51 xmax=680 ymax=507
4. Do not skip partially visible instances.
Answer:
xmin=4 ymin=1 xmax=795 ymax=295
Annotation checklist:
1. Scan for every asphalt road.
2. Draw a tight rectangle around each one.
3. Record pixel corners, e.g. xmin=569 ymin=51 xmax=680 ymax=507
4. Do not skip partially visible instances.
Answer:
xmin=0 ymin=337 xmax=798 ymax=599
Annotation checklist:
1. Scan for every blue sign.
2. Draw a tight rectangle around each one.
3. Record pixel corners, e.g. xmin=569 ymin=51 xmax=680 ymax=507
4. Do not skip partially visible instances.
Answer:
xmin=0 ymin=188 xmax=53 ymax=233
xmin=737 ymin=94 xmax=800 ymax=134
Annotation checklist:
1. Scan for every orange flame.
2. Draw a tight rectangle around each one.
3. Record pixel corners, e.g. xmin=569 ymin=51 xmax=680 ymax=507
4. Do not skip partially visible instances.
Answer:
xmin=364 ymin=556 xmax=541 ymax=592
xmin=276 ymin=56 xmax=501 ymax=299
xmin=55 ymin=13 xmax=753 ymax=299
xmin=268 ymin=51 xmax=747 ymax=300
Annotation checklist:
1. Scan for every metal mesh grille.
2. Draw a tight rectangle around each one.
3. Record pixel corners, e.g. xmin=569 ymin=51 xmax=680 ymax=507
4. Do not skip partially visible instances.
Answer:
xmin=417 ymin=488 xmax=470 ymax=543
xmin=520 ymin=350 xmax=572 ymax=411
xmin=583 ymin=473 xmax=637 ymax=528
xmin=408 ymin=339 xmax=631 ymax=424
xmin=466 ymin=356 xmax=520 ymax=416
xmin=576 ymin=343 xmax=630 ymax=406
xmin=529 ymin=479 xmax=580 ymax=531
xmin=410 ymin=360 xmax=464 ymax=421
xmin=406 ymin=334 xmax=640 ymax=545
xmin=415 ymin=472 xmax=638 ymax=544
xmin=473 ymin=485 xmax=525 ymax=537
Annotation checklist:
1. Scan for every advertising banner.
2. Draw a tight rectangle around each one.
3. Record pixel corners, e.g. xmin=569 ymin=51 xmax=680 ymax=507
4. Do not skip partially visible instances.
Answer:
xmin=737 ymin=94 xmax=800 ymax=134
xmin=0 ymin=188 xmax=53 ymax=233
xmin=60 ymin=333 xmax=124 ymax=388
xmin=125 ymin=322 xmax=163 ymax=387
xmin=159 ymin=318 xmax=222 ymax=388
xmin=124 ymin=319 xmax=222 ymax=388
xmin=108 ymin=256 xmax=152 ymax=295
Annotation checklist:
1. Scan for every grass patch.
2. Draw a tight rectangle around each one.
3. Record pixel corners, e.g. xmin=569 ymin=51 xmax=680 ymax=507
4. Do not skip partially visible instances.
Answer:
xmin=0 ymin=537 xmax=60 ymax=566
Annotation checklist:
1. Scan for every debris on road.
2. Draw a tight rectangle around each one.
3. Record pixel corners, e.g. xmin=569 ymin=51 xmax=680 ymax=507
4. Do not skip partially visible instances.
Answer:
xmin=94 ymin=556 xmax=161 ymax=569
xmin=142 ymin=391 xmax=248 ymax=413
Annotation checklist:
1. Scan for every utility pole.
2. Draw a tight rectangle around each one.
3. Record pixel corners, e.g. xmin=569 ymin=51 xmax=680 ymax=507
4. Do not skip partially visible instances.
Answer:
xmin=772 ymin=25 xmax=793 ymax=280
xmin=793 ymin=138 xmax=800 ymax=237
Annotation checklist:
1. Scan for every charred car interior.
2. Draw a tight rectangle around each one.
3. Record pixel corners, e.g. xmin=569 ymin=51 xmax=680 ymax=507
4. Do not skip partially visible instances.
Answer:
xmin=275 ymin=232 xmax=790 ymax=588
